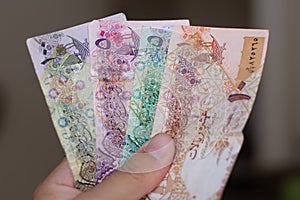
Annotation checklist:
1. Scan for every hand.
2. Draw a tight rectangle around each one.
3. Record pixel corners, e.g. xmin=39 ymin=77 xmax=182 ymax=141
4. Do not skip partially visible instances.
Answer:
xmin=33 ymin=134 xmax=175 ymax=200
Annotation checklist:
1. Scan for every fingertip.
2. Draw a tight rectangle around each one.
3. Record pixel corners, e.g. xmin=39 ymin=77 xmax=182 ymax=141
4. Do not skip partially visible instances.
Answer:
xmin=144 ymin=133 xmax=175 ymax=153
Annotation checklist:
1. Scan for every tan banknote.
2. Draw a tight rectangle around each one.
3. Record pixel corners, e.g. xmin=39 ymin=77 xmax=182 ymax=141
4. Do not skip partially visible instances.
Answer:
xmin=145 ymin=26 xmax=269 ymax=200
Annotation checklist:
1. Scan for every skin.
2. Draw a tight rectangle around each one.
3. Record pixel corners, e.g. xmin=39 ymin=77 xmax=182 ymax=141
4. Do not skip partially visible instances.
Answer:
xmin=33 ymin=134 xmax=175 ymax=200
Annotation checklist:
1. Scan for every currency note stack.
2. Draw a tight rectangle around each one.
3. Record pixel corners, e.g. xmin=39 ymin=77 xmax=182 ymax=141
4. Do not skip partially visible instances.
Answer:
xmin=27 ymin=12 xmax=269 ymax=200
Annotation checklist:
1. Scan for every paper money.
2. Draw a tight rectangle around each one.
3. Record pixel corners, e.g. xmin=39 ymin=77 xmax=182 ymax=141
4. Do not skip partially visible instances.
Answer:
xmin=27 ymin=13 xmax=268 ymax=199
xmin=26 ymin=13 xmax=126 ymax=191
xmin=89 ymin=19 xmax=190 ymax=183
xmin=89 ymin=19 xmax=137 ymax=183
xmin=145 ymin=26 xmax=268 ymax=200
xmin=121 ymin=27 xmax=172 ymax=162
xmin=120 ymin=21 xmax=191 ymax=163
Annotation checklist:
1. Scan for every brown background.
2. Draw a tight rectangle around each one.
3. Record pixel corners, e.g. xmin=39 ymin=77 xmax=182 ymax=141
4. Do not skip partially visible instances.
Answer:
xmin=0 ymin=0 xmax=299 ymax=200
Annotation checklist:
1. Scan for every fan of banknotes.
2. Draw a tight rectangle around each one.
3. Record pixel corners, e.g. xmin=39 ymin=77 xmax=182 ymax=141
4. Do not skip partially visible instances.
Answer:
xmin=27 ymin=13 xmax=269 ymax=199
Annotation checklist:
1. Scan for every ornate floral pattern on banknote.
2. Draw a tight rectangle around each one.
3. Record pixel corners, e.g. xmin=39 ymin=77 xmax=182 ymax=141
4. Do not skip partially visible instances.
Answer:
xmin=26 ymin=13 xmax=126 ymax=191
xmin=89 ymin=20 xmax=189 ymax=183
xmin=121 ymin=27 xmax=172 ymax=163
xmin=89 ymin=19 xmax=139 ymax=183
xmin=146 ymin=26 xmax=268 ymax=200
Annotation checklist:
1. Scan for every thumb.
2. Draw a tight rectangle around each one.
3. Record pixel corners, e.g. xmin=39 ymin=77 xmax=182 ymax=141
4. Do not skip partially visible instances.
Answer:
xmin=75 ymin=133 xmax=175 ymax=200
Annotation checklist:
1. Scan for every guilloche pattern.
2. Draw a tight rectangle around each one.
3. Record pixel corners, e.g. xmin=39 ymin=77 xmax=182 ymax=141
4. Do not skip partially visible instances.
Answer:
xmin=27 ymin=13 xmax=127 ymax=191
xmin=89 ymin=19 xmax=140 ymax=183
xmin=121 ymin=27 xmax=172 ymax=163
xmin=27 ymin=15 xmax=268 ymax=199
xmin=146 ymin=26 xmax=268 ymax=199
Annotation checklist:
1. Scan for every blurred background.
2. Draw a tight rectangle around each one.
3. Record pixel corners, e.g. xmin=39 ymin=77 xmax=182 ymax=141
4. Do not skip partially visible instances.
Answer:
xmin=0 ymin=0 xmax=299 ymax=199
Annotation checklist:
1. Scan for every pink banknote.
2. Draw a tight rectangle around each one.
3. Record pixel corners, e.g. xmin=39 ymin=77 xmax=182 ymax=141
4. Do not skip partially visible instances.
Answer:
xmin=88 ymin=19 xmax=190 ymax=183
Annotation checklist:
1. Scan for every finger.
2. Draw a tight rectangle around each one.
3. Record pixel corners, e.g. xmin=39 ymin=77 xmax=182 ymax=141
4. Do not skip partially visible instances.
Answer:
xmin=33 ymin=158 xmax=82 ymax=200
xmin=43 ymin=158 xmax=76 ymax=187
xmin=75 ymin=133 xmax=175 ymax=200
xmin=119 ymin=134 xmax=175 ymax=173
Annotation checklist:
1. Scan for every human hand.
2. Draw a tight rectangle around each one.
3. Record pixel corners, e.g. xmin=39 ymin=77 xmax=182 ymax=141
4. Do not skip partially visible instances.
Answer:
xmin=33 ymin=133 xmax=175 ymax=200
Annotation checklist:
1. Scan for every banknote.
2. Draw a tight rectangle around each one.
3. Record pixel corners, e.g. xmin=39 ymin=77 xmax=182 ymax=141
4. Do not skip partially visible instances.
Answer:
xmin=121 ymin=27 xmax=172 ymax=163
xmin=27 ymin=12 xmax=268 ymax=199
xmin=121 ymin=21 xmax=191 ymax=162
xmin=26 ymin=13 xmax=126 ymax=191
xmin=88 ymin=19 xmax=189 ymax=183
xmin=144 ymin=26 xmax=269 ymax=200
xmin=89 ymin=19 xmax=137 ymax=183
